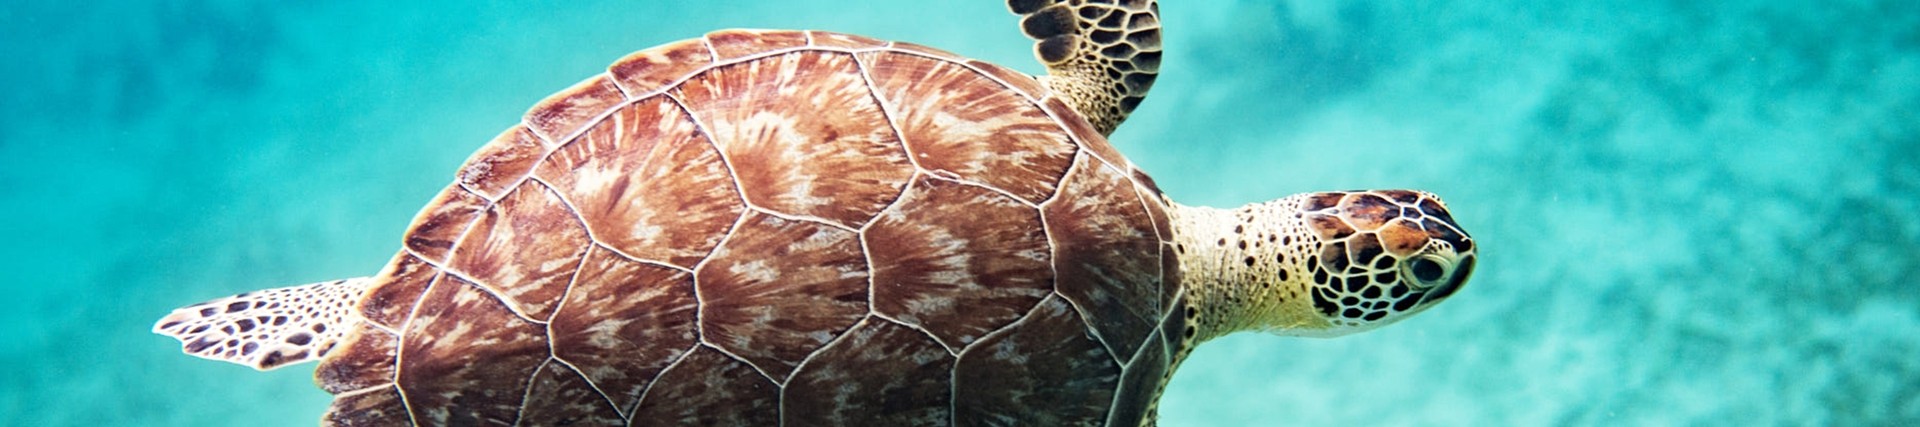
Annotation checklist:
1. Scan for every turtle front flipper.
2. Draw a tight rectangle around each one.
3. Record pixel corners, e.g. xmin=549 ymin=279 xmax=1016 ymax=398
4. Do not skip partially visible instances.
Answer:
xmin=1009 ymin=0 xmax=1162 ymax=136
xmin=153 ymin=277 xmax=372 ymax=371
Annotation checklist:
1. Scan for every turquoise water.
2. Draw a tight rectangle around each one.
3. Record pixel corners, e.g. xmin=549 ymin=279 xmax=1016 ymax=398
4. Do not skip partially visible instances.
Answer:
xmin=2 ymin=0 xmax=1915 ymax=425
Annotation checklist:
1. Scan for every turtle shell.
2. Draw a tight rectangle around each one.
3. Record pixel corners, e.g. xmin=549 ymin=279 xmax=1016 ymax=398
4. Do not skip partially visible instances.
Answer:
xmin=316 ymin=29 xmax=1181 ymax=426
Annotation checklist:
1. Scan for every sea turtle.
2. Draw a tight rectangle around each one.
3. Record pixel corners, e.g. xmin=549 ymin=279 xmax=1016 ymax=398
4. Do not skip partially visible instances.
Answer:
xmin=154 ymin=0 xmax=1477 ymax=425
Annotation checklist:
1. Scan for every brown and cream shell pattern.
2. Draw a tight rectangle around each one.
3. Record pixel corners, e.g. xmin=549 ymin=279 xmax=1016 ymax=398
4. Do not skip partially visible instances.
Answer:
xmin=318 ymin=29 xmax=1183 ymax=426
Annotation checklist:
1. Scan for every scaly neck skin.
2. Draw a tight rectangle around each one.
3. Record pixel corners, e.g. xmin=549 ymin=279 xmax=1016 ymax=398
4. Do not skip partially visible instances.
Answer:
xmin=1168 ymin=198 xmax=1332 ymax=345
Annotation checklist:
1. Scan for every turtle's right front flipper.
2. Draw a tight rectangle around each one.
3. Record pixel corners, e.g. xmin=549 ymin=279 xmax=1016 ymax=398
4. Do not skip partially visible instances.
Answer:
xmin=1009 ymin=0 xmax=1162 ymax=136
xmin=153 ymin=277 xmax=372 ymax=371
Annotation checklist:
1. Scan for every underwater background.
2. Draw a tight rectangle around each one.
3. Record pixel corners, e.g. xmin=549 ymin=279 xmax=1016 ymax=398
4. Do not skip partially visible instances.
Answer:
xmin=2 ymin=0 xmax=1915 ymax=425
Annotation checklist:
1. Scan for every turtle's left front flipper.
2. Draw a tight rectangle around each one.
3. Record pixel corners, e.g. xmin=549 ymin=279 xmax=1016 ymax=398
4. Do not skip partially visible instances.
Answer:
xmin=153 ymin=277 xmax=372 ymax=371
xmin=1010 ymin=0 xmax=1162 ymax=136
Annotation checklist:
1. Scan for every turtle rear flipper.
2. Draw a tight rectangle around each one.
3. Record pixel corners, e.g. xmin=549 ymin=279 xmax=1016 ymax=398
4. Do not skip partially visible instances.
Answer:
xmin=153 ymin=277 xmax=372 ymax=371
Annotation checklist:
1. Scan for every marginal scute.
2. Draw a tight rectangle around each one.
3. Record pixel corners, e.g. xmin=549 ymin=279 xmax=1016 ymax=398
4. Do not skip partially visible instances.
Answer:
xmin=808 ymin=30 xmax=887 ymax=50
xmin=861 ymin=51 xmax=1077 ymax=204
xmin=629 ymin=346 xmax=779 ymax=425
xmin=549 ymin=246 xmax=699 ymax=414
xmin=321 ymin=386 xmax=411 ymax=427
xmin=886 ymin=40 xmax=963 ymax=59
xmin=1133 ymin=175 xmax=1172 ymax=241
xmin=954 ymin=296 xmax=1118 ymax=426
xmin=706 ymin=29 xmax=808 ymax=61
xmin=518 ymin=361 xmax=626 ymax=426
xmin=1045 ymin=96 xmax=1127 ymax=171
xmin=524 ymin=75 xmax=627 ymax=144
xmin=1159 ymin=242 xmax=1182 ymax=316
xmin=1108 ymin=329 xmax=1168 ymax=426
xmin=397 ymin=275 xmax=548 ymax=426
xmin=534 ymin=95 xmax=745 ymax=268
xmin=608 ymin=38 xmax=714 ymax=96
xmin=964 ymin=59 xmax=1050 ymax=99
xmin=315 ymin=325 xmax=398 ymax=394
xmin=866 ymin=176 xmax=1054 ymax=350
xmin=674 ymin=51 xmax=912 ymax=228
xmin=696 ymin=212 xmax=868 ymax=380
xmin=783 ymin=319 xmax=954 ymax=426
xmin=1045 ymin=154 xmax=1163 ymax=360
xmin=457 ymin=126 xmax=550 ymax=201
xmin=356 ymin=251 xmax=437 ymax=329
xmin=1156 ymin=291 xmax=1188 ymax=366
xmin=400 ymin=185 xmax=488 ymax=264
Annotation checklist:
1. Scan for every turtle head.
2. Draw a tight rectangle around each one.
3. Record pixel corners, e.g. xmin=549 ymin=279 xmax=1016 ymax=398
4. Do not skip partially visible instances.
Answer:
xmin=1172 ymin=190 xmax=1475 ymax=342
xmin=1274 ymin=190 xmax=1475 ymax=337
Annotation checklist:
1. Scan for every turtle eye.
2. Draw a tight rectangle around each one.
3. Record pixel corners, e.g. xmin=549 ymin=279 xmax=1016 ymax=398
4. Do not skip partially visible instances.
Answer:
xmin=1405 ymin=255 xmax=1448 ymax=288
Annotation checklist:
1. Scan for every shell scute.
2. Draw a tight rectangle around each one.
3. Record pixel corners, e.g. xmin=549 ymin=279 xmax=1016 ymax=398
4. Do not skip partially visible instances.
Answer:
xmin=456 ymin=126 xmax=549 ymax=201
xmin=1044 ymin=154 xmax=1163 ymax=360
xmin=1159 ymin=242 xmax=1183 ymax=318
xmin=518 ymin=362 xmax=626 ymax=426
xmin=807 ymin=30 xmax=887 ymax=50
xmin=1045 ymin=95 xmax=1128 ymax=170
xmin=953 ymin=296 xmax=1119 ymax=425
xmin=673 ymin=50 xmax=912 ymax=228
xmin=861 ymin=51 xmax=1076 ymax=204
xmin=782 ymin=319 xmax=954 ymax=425
xmin=629 ymin=346 xmax=780 ymax=425
xmin=1108 ymin=329 xmax=1168 ymax=425
xmin=444 ymin=180 xmax=590 ymax=321
xmin=315 ymin=326 xmax=399 ymax=394
xmin=523 ymin=75 xmax=627 ymax=145
xmin=548 ymin=246 xmax=699 ymax=413
xmin=400 ymin=185 xmax=487 ymax=264
xmin=533 ymin=95 xmax=744 ymax=268
xmin=607 ymin=38 xmax=714 ymax=96
xmin=965 ymin=59 xmax=1051 ymax=98
xmin=886 ymin=40 xmax=962 ymax=59
xmin=706 ymin=29 xmax=808 ymax=61
xmin=397 ymin=275 xmax=548 ymax=425
xmin=1157 ymin=290 xmax=1188 ymax=365
xmin=1134 ymin=177 xmax=1173 ymax=241
xmin=356 ymin=251 xmax=437 ymax=329
xmin=321 ymin=386 xmax=411 ymax=427
xmin=695 ymin=212 xmax=869 ymax=381
xmin=866 ymin=176 xmax=1054 ymax=350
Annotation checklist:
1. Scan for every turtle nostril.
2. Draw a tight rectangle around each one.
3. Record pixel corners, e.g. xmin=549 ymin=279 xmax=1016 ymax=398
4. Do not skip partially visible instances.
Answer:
xmin=1410 ymin=257 xmax=1445 ymax=283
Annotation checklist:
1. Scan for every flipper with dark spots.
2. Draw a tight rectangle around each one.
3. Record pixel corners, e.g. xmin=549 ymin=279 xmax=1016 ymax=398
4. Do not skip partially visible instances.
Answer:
xmin=1008 ymin=0 xmax=1162 ymax=135
xmin=153 ymin=278 xmax=372 ymax=371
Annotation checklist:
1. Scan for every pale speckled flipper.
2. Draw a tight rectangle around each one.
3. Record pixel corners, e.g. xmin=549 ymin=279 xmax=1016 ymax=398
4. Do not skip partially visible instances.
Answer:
xmin=153 ymin=277 xmax=372 ymax=371
xmin=1010 ymin=0 xmax=1162 ymax=136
